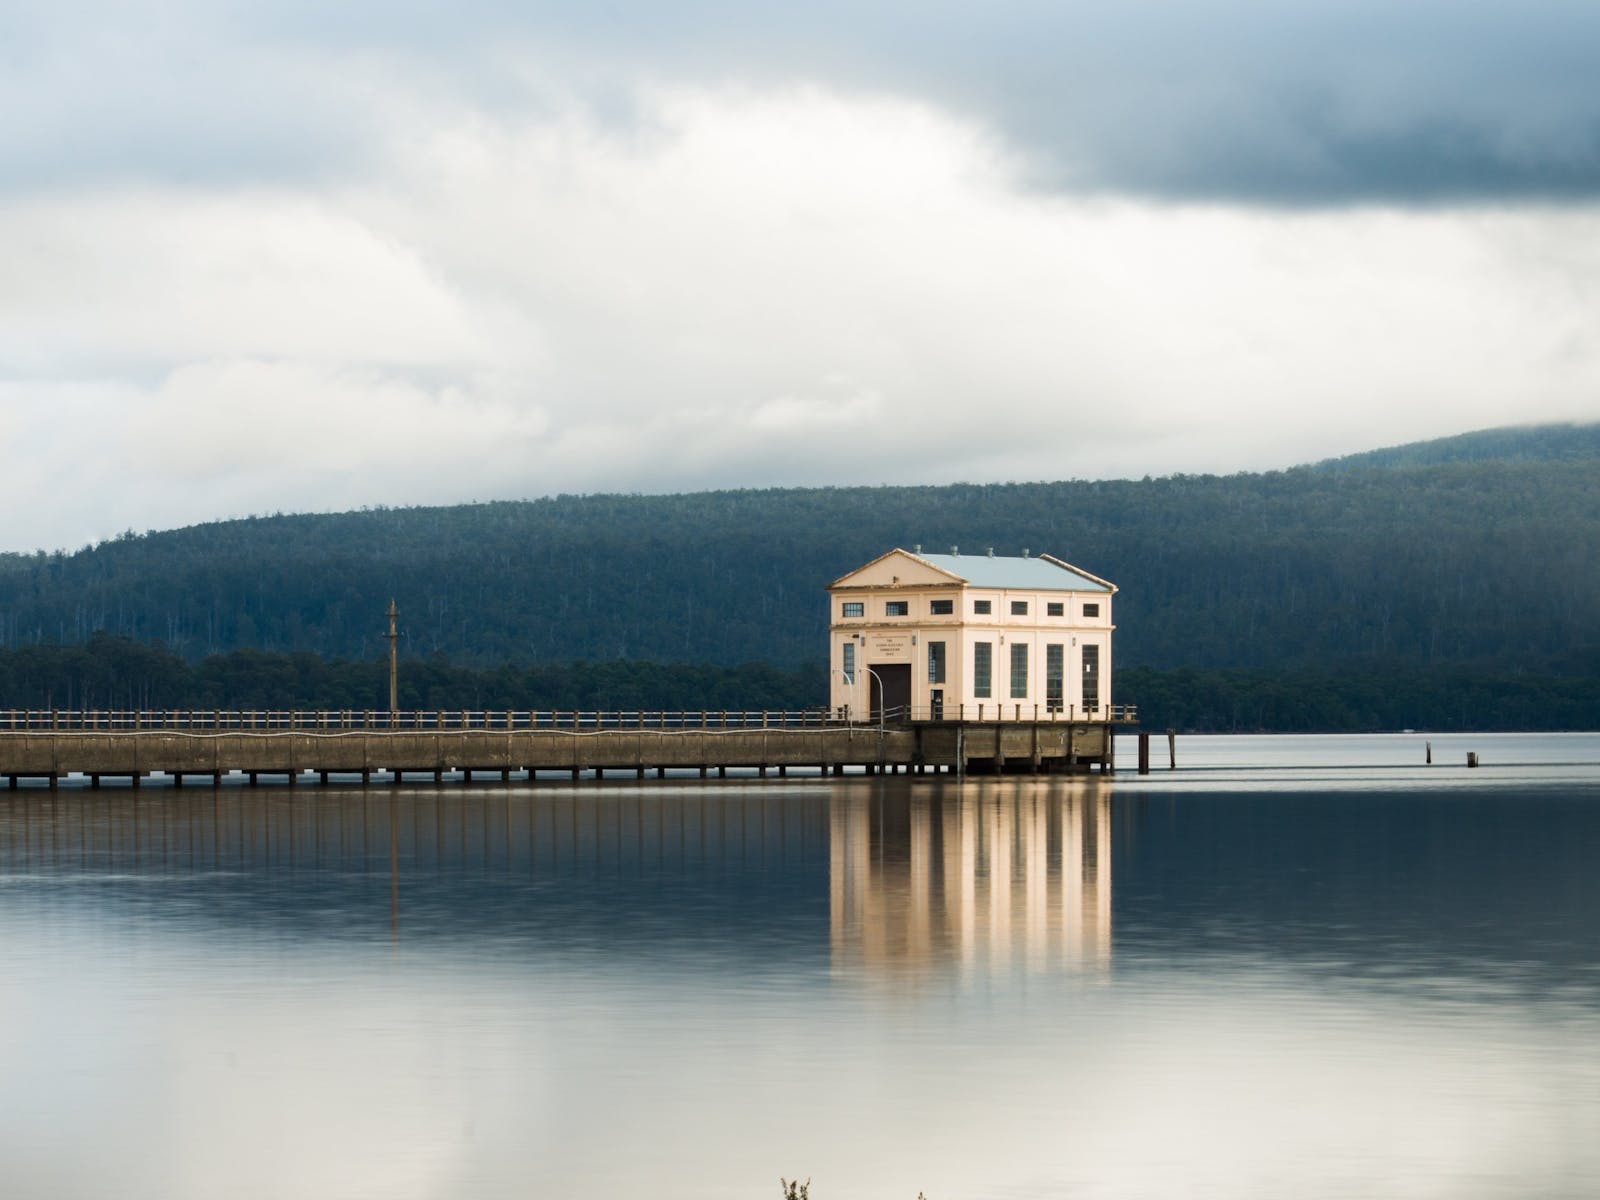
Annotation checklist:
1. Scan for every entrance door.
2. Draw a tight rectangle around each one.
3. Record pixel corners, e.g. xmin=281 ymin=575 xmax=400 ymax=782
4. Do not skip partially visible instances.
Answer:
xmin=868 ymin=663 xmax=912 ymax=721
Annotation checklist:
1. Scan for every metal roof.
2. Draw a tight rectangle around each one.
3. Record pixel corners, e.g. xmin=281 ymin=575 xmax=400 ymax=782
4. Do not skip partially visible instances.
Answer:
xmin=914 ymin=552 xmax=1112 ymax=592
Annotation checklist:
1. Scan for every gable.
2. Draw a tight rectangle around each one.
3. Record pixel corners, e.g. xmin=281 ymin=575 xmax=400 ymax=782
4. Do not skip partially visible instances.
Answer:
xmin=828 ymin=548 xmax=963 ymax=590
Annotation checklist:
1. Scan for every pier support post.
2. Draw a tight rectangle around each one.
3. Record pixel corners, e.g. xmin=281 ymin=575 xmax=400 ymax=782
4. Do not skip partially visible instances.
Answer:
xmin=1138 ymin=732 xmax=1150 ymax=775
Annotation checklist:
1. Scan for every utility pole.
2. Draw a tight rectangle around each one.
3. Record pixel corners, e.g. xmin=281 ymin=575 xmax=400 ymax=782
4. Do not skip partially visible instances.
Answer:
xmin=385 ymin=599 xmax=399 ymax=718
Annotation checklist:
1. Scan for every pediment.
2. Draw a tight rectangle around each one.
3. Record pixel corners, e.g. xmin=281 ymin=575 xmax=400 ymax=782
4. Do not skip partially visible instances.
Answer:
xmin=828 ymin=548 xmax=963 ymax=590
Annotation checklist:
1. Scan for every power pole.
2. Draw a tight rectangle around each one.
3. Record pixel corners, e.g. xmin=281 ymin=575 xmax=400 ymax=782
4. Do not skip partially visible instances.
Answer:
xmin=385 ymin=599 xmax=399 ymax=716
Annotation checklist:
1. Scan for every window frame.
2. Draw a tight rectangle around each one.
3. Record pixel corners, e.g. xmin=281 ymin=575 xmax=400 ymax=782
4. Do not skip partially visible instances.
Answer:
xmin=973 ymin=642 xmax=992 ymax=698
xmin=1010 ymin=642 xmax=1029 ymax=698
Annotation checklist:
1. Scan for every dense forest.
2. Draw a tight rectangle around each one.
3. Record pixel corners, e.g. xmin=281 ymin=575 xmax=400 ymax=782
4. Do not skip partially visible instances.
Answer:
xmin=0 ymin=422 xmax=1596 ymax=730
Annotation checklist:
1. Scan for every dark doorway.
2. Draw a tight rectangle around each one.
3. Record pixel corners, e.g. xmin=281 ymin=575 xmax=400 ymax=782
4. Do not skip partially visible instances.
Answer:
xmin=868 ymin=663 xmax=912 ymax=721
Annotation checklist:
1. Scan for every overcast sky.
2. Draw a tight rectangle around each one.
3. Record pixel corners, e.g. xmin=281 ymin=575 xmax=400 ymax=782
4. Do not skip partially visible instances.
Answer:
xmin=4 ymin=1 xmax=1600 ymax=552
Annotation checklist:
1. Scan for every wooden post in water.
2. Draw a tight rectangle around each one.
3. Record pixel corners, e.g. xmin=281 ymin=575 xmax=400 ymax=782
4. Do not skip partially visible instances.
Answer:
xmin=385 ymin=600 xmax=399 ymax=718
xmin=1137 ymin=732 xmax=1150 ymax=775
xmin=1167 ymin=729 xmax=1177 ymax=769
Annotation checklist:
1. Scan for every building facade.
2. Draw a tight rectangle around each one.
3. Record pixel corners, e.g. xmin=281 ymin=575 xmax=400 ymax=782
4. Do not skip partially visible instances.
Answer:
xmin=827 ymin=548 xmax=1116 ymax=721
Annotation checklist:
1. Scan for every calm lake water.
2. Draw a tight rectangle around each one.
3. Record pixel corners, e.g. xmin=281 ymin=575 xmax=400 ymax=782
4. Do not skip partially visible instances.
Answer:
xmin=4 ymin=733 xmax=1599 ymax=1200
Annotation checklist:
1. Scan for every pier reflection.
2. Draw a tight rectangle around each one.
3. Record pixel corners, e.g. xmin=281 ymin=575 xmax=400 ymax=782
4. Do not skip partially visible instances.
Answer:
xmin=830 ymin=781 xmax=1112 ymax=983
xmin=0 ymin=782 xmax=1110 ymax=980
xmin=0 ymin=786 xmax=834 ymax=956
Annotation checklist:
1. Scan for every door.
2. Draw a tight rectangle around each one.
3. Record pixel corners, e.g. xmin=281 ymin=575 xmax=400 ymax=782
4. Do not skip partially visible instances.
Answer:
xmin=868 ymin=663 xmax=912 ymax=721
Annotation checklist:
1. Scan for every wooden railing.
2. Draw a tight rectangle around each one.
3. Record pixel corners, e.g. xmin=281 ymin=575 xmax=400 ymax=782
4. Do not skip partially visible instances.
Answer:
xmin=842 ymin=703 xmax=1138 ymax=725
xmin=0 ymin=703 xmax=1137 ymax=733
xmin=0 ymin=709 xmax=840 ymax=733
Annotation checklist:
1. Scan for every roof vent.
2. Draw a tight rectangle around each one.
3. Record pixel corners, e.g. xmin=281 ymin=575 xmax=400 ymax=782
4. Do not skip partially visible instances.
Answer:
xmin=1022 ymin=548 xmax=1030 ymax=558
xmin=951 ymin=545 xmax=959 ymax=556
xmin=913 ymin=544 xmax=921 ymax=553
xmin=986 ymin=547 xmax=994 ymax=557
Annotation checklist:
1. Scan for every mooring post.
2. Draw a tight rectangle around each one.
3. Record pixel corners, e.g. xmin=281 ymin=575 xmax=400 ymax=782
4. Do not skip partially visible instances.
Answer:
xmin=1167 ymin=728 xmax=1177 ymax=769
xmin=1426 ymin=740 xmax=1432 ymax=764
xmin=1138 ymin=732 xmax=1150 ymax=775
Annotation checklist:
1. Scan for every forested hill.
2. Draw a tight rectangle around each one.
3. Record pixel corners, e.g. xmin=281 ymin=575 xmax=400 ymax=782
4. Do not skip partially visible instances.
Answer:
xmin=1 ymin=424 xmax=1598 ymax=677
xmin=1314 ymin=421 xmax=1600 ymax=470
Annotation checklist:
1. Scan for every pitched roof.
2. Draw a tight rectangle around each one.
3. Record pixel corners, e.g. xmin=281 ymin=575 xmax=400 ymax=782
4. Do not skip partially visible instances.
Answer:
xmin=911 ymin=551 xmax=1113 ymax=592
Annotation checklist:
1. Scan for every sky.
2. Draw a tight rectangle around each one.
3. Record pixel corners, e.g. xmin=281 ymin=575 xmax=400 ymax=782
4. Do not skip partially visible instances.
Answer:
xmin=4 ymin=1 xmax=1600 ymax=553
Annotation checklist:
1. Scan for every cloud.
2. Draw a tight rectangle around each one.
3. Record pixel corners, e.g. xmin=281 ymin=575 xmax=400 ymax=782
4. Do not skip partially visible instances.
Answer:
xmin=5 ymin=82 xmax=1600 ymax=553
xmin=5 ymin=1 xmax=1600 ymax=203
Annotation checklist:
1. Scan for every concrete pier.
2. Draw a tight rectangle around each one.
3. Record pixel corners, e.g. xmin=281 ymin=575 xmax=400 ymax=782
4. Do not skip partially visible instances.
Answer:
xmin=0 ymin=714 xmax=1120 ymax=786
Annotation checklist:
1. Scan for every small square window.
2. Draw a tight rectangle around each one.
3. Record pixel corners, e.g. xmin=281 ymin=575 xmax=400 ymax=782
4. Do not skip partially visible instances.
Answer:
xmin=930 ymin=599 xmax=953 ymax=615
xmin=1046 ymin=602 xmax=1064 ymax=617
xmin=842 ymin=601 xmax=864 ymax=618
xmin=1084 ymin=603 xmax=1100 ymax=618
xmin=886 ymin=600 xmax=909 ymax=616
xmin=973 ymin=600 xmax=992 ymax=615
xmin=1010 ymin=600 xmax=1029 ymax=616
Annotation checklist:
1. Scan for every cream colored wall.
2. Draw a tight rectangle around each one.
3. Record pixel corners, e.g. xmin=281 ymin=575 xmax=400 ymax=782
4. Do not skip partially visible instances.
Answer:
xmin=828 ymin=584 xmax=1113 ymax=718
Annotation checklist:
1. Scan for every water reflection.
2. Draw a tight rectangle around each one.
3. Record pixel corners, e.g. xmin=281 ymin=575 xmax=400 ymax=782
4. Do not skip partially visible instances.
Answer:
xmin=4 ymin=768 xmax=1600 ymax=1200
xmin=831 ymin=782 xmax=1111 ymax=983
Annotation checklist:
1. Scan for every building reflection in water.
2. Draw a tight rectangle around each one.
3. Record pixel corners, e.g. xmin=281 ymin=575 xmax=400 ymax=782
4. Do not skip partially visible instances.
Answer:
xmin=830 ymin=780 xmax=1112 ymax=983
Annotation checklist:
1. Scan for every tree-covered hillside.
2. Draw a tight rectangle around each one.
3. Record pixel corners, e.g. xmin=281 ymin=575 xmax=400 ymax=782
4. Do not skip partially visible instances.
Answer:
xmin=1 ymin=425 xmax=1597 ymax=679
xmin=1315 ymin=421 xmax=1600 ymax=470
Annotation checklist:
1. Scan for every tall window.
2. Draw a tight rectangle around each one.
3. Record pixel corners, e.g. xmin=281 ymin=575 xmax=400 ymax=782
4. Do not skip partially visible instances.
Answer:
xmin=842 ymin=642 xmax=855 ymax=685
xmin=842 ymin=601 xmax=864 ymax=618
xmin=974 ymin=643 xmax=992 ymax=698
xmin=1046 ymin=643 xmax=1064 ymax=711
xmin=930 ymin=599 xmax=954 ymax=615
xmin=1010 ymin=643 xmax=1029 ymax=698
xmin=886 ymin=600 xmax=909 ymax=616
xmin=1081 ymin=643 xmax=1099 ymax=713
xmin=928 ymin=641 xmax=946 ymax=684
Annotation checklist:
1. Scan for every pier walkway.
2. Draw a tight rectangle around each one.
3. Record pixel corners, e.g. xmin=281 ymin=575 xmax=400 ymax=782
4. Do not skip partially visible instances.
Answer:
xmin=0 ymin=706 xmax=1136 ymax=787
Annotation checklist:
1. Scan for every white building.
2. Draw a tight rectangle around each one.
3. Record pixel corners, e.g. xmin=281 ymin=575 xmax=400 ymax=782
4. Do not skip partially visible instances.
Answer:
xmin=827 ymin=547 xmax=1116 ymax=721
